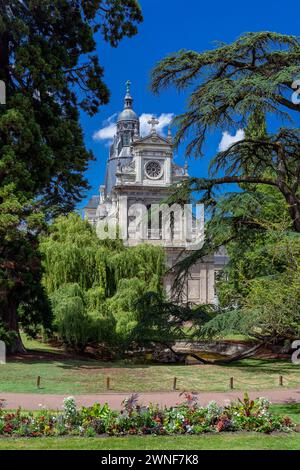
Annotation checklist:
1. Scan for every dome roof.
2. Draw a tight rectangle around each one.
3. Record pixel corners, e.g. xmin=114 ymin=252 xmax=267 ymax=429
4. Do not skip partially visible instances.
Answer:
xmin=117 ymin=108 xmax=138 ymax=121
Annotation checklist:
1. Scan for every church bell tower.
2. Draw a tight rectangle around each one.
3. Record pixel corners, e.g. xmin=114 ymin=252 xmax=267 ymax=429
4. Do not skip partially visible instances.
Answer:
xmin=84 ymin=82 xmax=226 ymax=305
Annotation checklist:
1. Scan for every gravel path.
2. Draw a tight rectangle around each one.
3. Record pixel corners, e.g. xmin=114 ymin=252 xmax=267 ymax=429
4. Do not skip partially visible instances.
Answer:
xmin=1 ymin=388 xmax=300 ymax=410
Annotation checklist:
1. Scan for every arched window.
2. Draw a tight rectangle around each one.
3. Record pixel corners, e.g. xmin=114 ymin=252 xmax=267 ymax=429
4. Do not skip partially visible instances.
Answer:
xmin=123 ymin=132 xmax=130 ymax=146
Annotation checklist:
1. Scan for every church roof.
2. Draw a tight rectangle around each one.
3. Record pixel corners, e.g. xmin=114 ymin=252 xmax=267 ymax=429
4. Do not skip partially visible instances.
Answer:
xmin=85 ymin=195 xmax=100 ymax=209
xmin=118 ymin=108 xmax=138 ymax=121
xmin=133 ymin=133 xmax=171 ymax=146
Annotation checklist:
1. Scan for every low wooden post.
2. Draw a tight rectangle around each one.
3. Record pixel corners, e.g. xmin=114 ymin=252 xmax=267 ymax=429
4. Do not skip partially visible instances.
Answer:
xmin=37 ymin=376 xmax=41 ymax=389
xmin=230 ymin=377 xmax=234 ymax=389
xmin=106 ymin=377 xmax=110 ymax=390
xmin=279 ymin=375 xmax=283 ymax=386
xmin=173 ymin=377 xmax=177 ymax=391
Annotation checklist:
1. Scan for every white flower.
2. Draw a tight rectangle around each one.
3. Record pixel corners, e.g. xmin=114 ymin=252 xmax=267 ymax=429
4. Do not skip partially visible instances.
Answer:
xmin=257 ymin=396 xmax=271 ymax=411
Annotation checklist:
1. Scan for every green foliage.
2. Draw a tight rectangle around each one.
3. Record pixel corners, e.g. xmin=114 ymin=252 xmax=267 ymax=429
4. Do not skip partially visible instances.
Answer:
xmin=151 ymin=32 xmax=300 ymax=233
xmin=240 ymin=264 xmax=300 ymax=341
xmin=244 ymin=107 xmax=267 ymax=141
xmin=210 ymin=110 xmax=292 ymax=312
xmin=0 ymin=1 xmax=143 ymax=351
xmin=152 ymin=32 xmax=300 ymax=155
xmin=81 ymin=402 xmax=111 ymax=421
xmin=0 ymin=395 xmax=294 ymax=437
xmin=204 ymin=232 xmax=300 ymax=342
xmin=111 ymin=244 xmax=165 ymax=293
xmin=201 ymin=309 xmax=244 ymax=339
xmin=131 ymin=291 xmax=215 ymax=346
xmin=152 ymin=35 xmax=300 ymax=343
xmin=40 ymin=214 xmax=166 ymax=352
xmin=51 ymin=284 xmax=90 ymax=352
xmin=0 ymin=320 xmax=17 ymax=347
xmin=171 ymin=183 xmax=291 ymax=303
xmin=169 ymin=171 xmax=299 ymax=345
xmin=42 ymin=214 xmax=223 ymax=352
xmin=41 ymin=213 xmax=114 ymax=293
xmin=49 ymin=282 xmax=116 ymax=352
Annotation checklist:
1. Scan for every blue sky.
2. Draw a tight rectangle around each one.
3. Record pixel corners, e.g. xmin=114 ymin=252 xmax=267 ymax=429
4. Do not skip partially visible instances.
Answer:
xmin=79 ymin=0 xmax=298 ymax=210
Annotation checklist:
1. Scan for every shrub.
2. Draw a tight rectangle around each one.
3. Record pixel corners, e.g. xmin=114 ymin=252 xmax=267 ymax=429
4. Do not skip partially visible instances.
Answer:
xmin=0 ymin=393 xmax=295 ymax=437
xmin=62 ymin=396 xmax=78 ymax=425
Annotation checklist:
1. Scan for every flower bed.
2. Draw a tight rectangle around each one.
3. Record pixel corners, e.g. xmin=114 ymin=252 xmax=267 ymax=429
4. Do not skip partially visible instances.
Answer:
xmin=0 ymin=393 xmax=294 ymax=438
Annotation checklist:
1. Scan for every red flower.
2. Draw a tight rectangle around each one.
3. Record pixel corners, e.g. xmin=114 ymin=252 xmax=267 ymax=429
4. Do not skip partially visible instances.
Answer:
xmin=3 ymin=423 xmax=13 ymax=434
xmin=216 ymin=420 xmax=225 ymax=432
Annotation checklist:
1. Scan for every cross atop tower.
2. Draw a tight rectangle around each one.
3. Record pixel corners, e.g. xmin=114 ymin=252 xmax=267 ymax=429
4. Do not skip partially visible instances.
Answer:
xmin=126 ymin=80 xmax=131 ymax=94
xmin=148 ymin=116 xmax=159 ymax=134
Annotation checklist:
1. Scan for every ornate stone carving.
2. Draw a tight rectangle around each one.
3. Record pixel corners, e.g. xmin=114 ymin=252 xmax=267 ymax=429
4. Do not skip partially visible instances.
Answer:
xmin=144 ymin=160 xmax=163 ymax=179
xmin=121 ymin=159 xmax=135 ymax=174
xmin=172 ymin=163 xmax=185 ymax=176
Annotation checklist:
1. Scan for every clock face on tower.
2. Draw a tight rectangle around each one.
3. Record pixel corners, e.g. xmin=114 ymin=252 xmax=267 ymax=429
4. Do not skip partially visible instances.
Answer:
xmin=145 ymin=160 xmax=163 ymax=179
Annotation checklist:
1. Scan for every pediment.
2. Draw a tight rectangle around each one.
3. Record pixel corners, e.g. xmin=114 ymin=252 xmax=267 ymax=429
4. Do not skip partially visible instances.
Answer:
xmin=133 ymin=133 xmax=171 ymax=147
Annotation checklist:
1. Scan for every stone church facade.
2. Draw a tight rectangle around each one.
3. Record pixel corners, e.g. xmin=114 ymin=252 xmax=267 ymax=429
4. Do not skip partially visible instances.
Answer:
xmin=84 ymin=82 xmax=226 ymax=304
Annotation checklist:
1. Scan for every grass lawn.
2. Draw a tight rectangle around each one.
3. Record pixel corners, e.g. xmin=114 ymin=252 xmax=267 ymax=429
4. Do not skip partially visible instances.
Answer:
xmin=1 ymin=340 xmax=299 ymax=393
xmin=21 ymin=335 xmax=63 ymax=355
xmin=0 ymin=433 xmax=300 ymax=450
xmin=0 ymin=404 xmax=299 ymax=450
xmin=0 ymin=335 xmax=297 ymax=394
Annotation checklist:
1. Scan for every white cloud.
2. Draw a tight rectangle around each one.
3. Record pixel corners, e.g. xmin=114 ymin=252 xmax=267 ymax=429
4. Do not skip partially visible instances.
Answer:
xmin=139 ymin=113 xmax=174 ymax=136
xmin=218 ymin=129 xmax=245 ymax=152
xmin=93 ymin=112 xmax=174 ymax=143
xmin=93 ymin=113 xmax=117 ymax=142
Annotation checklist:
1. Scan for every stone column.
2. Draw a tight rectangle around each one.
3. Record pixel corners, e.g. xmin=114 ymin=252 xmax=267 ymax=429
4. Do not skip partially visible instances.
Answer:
xmin=207 ymin=263 xmax=215 ymax=303
xmin=135 ymin=152 xmax=142 ymax=183
xmin=199 ymin=263 xmax=207 ymax=303
xmin=165 ymin=153 xmax=172 ymax=184
xmin=118 ymin=194 xmax=128 ymax=241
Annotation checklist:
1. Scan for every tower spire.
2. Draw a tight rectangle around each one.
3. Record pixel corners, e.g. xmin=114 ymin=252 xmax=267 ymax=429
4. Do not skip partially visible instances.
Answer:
xmin=124 ymin=80 xmax=133 ymax=109
xmin=117 ymin=80 xmax=139 ymax=142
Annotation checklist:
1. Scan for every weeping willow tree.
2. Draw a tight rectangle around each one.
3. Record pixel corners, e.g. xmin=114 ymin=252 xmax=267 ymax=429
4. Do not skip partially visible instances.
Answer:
xmin=110 ymin=244 xmax=165 ymax=294
xmin=40 ymin=213 xmax=166 ymax=353
xmin=50 ymin=283 xmax=90 ymax=353
xmin=50 ymin=283 xmax=116 ymax=353
xmin=41 ymin=213 xmax=122 ymax=294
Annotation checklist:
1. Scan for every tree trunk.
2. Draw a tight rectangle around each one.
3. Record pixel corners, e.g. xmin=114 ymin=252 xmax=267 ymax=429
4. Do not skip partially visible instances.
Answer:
xmin=163 ymin=341 xmax=265 ymax=365
xmin=280 ymin=190 xmax=300 ymax=232
xmin=4 ymin=296 xmax=26 ymax=355
xmin=185 ymin=343 xmax=264 ymax=365
xmin=0 ymin=31 xmax=9 ymax=94
xmin=289 ymin=202 xmax=300 ymax=233
xmin=0 ymin=30 xmax=10 ymax=85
